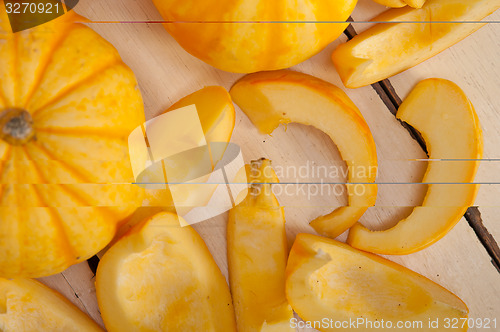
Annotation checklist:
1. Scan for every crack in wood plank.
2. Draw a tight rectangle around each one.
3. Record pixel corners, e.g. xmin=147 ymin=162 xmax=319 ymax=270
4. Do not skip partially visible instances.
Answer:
xmin=343 ymin=19 xmax=500 ymax=272
xmin=61 ymin=273 xmax=93 ymax=317
xmin=465 ymin=207 xmax=500 ymax=272
xmin=371 ymin=81 xmax=428 ymax=154
xmin=87 ymin=255 xmax=100 ymax=276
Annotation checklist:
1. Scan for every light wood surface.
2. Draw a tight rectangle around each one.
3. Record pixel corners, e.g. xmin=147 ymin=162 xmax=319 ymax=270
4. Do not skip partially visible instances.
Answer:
xmin=35 ymin=0 xmax=499 ymax=331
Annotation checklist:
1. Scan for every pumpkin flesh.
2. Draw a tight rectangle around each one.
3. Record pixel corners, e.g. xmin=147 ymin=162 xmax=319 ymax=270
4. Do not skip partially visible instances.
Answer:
xmin=230 ymin=70 xmax=378 ymax=238
xmin=0 ymin=278 xmax=103 ymax=331
xmin=348 ymin=79 xmax=483 ymax=254
xmin=286 ymin=234 xmax=469 ymax=332
xmin=96 ymin=212 xmax=237 ymax=332
xmin=227 ymin=159 xmax=294 ymax=331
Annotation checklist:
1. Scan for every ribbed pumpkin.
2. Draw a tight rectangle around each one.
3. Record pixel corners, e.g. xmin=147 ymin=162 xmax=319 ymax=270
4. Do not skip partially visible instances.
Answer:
xmin=0 ymin=8 xmax=145 ymax=277
xmin=152 ymin=0 xmax=358 ymax=73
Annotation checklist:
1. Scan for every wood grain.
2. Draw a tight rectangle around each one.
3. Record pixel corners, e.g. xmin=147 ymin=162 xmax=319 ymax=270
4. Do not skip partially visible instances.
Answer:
xmin=38 ymin=262 xmax=104 ymax=328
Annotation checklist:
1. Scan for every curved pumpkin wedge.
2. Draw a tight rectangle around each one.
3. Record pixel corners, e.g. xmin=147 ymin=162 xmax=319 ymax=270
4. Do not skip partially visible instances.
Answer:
xmin=348 ymin=79 xmax=482 ymax=254
xmin=332 ymin=0 xmax=500 ymax=88
xmin=228 ymin=159 xmax=294 ymax=331
xmin=230 ymin=70 xmax=377 ymax=238
xmin=286 ymin=234 xmax=469 ymax=332
xmin=0 ymin=278 xmax=102 ymax=331
xmin=96 ymin=212 xmax=236 ymax=332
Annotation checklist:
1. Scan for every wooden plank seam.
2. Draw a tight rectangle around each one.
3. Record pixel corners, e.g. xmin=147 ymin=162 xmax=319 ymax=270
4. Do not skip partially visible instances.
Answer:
xmin=87 ymin=254 xmax=100 ymax=276
xmin=61 ymin=272 xmax=92 ymax=316
xmin=343 ymin=19 xmax=500 ymax=273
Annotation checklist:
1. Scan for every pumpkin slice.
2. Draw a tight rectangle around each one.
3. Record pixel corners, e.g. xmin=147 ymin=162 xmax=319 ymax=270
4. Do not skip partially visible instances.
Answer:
xmin=167 ymin=86 xmax=235 ymax=144
xmin=133 ymin=86 xmax=235 ymax=197
xmin=96 ymin=212 xmax=237 ymax=332
xmin=228 ymin=159 xmax=294 ymax=331
xmin=161 ymin=86 xmax=235 ymax=191
xmin=118 ymin=86 xmax=236 ymax=240
xmin=230 ymin=70 xmax=377 ymax=238
xmin=332 ymin=0 xmax=500 ymax=88
xmin=286 ymin=233 xmax=468 ymax=332
xmin=131 ymin=86 xmax=235 ymax=215
xmin=0 ymin=278 xmax=102 ymax=331
xmin=348 ymin=79 xmax=482 ymax=254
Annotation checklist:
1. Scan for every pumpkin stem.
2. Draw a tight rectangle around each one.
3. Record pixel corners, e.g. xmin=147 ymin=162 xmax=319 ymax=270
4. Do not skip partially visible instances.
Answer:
xmin=0 ymin=108 xmax=35 ymax=145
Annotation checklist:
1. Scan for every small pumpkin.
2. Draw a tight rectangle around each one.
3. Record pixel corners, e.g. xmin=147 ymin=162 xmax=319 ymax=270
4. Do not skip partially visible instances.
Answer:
xmin=0 ymin=7 xmax=145 ymax=277
xmin=152 ymin=0 xmax=358 ymax=73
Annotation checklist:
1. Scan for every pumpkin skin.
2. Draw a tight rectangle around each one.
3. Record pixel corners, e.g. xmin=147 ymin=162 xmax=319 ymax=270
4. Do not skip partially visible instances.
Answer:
xmin=152 ymin=0 xmax=358 ymax=73
xmin=0 ymin=8 xmax=145 ymax=277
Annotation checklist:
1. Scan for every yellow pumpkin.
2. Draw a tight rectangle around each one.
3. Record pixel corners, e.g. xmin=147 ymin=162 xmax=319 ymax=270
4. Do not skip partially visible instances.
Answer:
xmin=152 ymin=0 xmax=358 ymax=73
xmin=0 ymin=8 xmax=145 ymax=277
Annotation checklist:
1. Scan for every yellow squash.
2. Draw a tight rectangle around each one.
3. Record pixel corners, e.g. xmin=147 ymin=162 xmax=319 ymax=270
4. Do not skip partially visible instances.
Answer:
xmin=0 ymin=8 xmax=145 ymax=277
xmin=152 ymin=0 xmax=358 ymax=73
xmin=0 ymin=278 xmax=102 ymax=331
xmin=228 ymin=159 xmax=294 ymax=331
xmin=332 ymin=0 xmax=500 ymax=88
xmin=286 ymin=234 xmax=469 ymax=332
xmin=96 ymin=212 xmax=237 ymax=332
xmin=348 ymin=79 xmax=482 ymax=254
xmin=230 ymin=70 xmax=378 ymax=238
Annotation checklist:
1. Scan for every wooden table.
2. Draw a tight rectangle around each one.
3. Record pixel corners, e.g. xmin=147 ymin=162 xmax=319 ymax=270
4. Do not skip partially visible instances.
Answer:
xmin=39 ymin=0 xmax=500 ymax=330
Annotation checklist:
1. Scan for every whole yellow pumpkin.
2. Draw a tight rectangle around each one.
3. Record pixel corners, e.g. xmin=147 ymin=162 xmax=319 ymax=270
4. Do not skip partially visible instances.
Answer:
xmin=152 ymin=0 xmax=358 ymax=73
xmin=0 ymin=8 xmax=145 ymax=277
